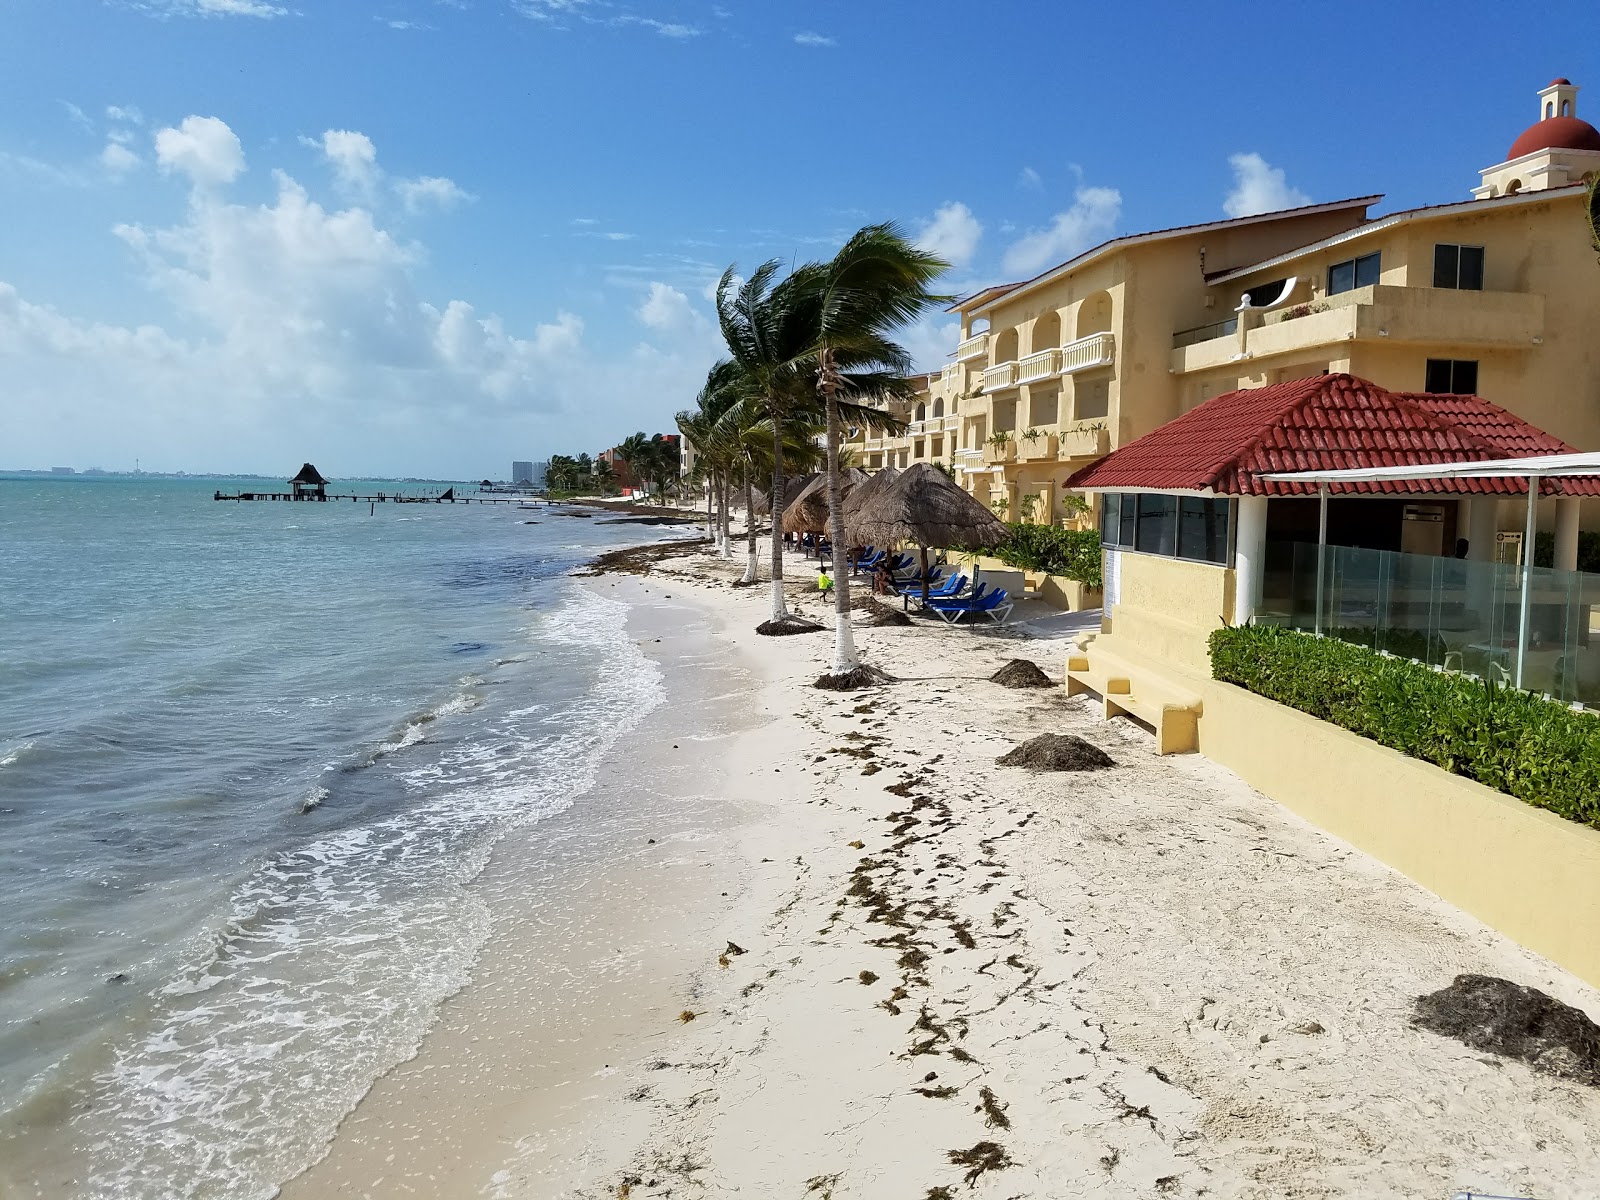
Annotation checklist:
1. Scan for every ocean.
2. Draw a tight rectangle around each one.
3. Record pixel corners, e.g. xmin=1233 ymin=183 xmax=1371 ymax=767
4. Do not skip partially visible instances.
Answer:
xmin=0 ymin=475 xmax=678 ymax=1197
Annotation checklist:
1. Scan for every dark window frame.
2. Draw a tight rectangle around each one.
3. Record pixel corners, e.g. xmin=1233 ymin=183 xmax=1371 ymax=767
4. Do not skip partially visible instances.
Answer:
xmin=1432 ymin=243 xmax=1485 ymax=291
xmin=1328 ymin=250 xmax=1381 ymax=296
xmin=1101 ymin=492 xmax=1232 ymax=566
xmin=1425 ymin=358 xmax=1479 ymax=394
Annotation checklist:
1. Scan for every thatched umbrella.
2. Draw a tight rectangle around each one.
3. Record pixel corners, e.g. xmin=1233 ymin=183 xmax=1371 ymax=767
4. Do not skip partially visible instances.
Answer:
xmin=753 ymin=472 xmax=816 ymax=518
xmin=845 ymin=462 xmax=1011 ymax=601
xmin=782 ymin=468 xmax=870 ymax=540
xmin=841 ymin=466 xmax=900 ymax=522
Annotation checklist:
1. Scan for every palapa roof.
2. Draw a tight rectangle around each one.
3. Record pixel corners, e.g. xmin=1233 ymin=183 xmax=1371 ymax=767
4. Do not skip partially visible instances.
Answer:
xmin=847 ymin=462 xmax=1011 ymax=550
xmin=1066 ymin=374 xmax=1600 ymax=498
xmin=291 ymin=462 xmax=328 ymax=485
xmin=841 ymin=466 xmax=901 ymax=521
xmin=782 ymin=468 xmax=870 ymax=534
xmin=752 ymin=472 xmax=816 ymax=517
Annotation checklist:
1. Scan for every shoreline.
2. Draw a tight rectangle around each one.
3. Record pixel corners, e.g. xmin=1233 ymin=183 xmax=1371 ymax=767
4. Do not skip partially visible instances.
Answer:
xmin=288 ymin=541 xmax=1600 ymax=1198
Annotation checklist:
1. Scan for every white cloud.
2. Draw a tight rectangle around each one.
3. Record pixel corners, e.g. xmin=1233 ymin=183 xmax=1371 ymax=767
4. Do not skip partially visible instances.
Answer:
xmin=135 ymin=0 xmax=290 ymax=16
xmin=1016 ymin=166 xmax=1041 ymax=190
xmin=1223 ymin=152 xmax=1310 ymax=218
xmin=915 ymin=201 xmax=982 ymax=270
xmin=793 ymin=30 xmax=835 ymax=46
xmin=398 ymin=175 xmax=472 ymax=213
xmin=636 ymin=281 xmax=708 ymax=335
xmin=897 ymin=315 xmax=960 ymax=374
xmin=106 ymin=105 xmax=145 ymax=125
xmin=155 ymin=115 xmax=245 ymax=186
xmin=101 ymin=142 xmax=141 ymax=176
xmin=1 ymin=120 xmax=720 ymax=474
xmin=307 ymin=129 xmax=380 ymax=196
xmin=62 ymin=101 xmax=95 ymax=132
xmin=571 ymin=217 xmax=600 ymax=226
xmin=1000 ymin=186 xmax=1121 ymax=276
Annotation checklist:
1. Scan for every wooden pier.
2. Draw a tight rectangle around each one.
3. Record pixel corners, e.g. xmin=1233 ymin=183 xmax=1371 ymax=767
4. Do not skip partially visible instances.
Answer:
xmin=212 ymin=488 xmax=549 ymax=505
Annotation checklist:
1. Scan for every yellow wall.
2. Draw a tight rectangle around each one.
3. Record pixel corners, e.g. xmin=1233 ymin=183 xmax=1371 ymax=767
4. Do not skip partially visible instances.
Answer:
xmin=1196 ymin=677 xmax=1600 ymax=990
xmin=1109 ymin=552 xmax=1235 ymax=674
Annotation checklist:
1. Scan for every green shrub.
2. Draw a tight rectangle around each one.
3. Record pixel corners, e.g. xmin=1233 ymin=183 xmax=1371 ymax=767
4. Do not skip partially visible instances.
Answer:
xmin=1533 ymin=530 xmax=1600 ymax=574
xmin=991 ymin=524 xmax=1102 ymax=588
xmin=1321 ymin=625 xmax=1447 ymax=664
xmin=1209 ymin=625 xmax=1600 ymax=830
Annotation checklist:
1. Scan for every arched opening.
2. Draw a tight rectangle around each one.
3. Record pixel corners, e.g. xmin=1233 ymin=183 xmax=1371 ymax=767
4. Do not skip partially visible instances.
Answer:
xmin=915 ymin=402 xmax=927 ymax=422
xmin=993 ymin=327 xmax=1019 ymax=364
xmin=1031 ymin=309 xmax=1061 ymax=354
xmin=1562 ymin=100 xmax=1572 ymax=117
xmin=967 ymin=316 xmax=991 ymax=338
xmin=1547 ymin=101 xmax=1556 ymax=118
xmin=932 ymin=397 xmax=944 ymax=418
xmin=1506 ymin=178 xmax=1523 ymax=196
xmin=1076 ymin=291 xmax=1113 ymax=339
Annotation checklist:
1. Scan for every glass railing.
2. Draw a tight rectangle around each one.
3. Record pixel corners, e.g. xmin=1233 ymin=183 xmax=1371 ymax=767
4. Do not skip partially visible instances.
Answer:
xmin=1257 ymin=541 xmax=1600 ymax=707
xmin=1172 ymin=318 xmax=1237 ymax=350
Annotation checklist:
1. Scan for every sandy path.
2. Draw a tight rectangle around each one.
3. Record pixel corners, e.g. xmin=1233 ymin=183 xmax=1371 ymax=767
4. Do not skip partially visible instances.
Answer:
xmin=530 ymin=545 xmax=1600 ymax=1200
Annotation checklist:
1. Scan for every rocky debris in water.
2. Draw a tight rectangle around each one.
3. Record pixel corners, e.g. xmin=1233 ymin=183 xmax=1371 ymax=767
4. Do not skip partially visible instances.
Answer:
xmin=990 ymin=659 xmax=1053 ymax=688
xmin=105 ymin=972 xmax=130 ymax=985
xmin=1413 ymin=974 xmax=1600 ymax=1086
xmin=864 ymin=597 xmax=912 ymax=627
xmin=996 ymin=733 xmax=1115 ymax=772
xmin=815 ymin=665 xmax=896 ymax=691
xmin=573 ymin=539 xmax=704 ymax=577
xmin=756 ymin=617 xmax=825 ymax=637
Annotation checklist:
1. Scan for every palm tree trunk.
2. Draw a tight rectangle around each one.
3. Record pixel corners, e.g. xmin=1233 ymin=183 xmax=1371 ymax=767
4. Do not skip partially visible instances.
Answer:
xmin=769 ymin=414 xmax=788 ymax=620
xmin=719 ymin=474 xmax=732 ymax=558
xmin=704 ymin=474 xmax=713 ymax=542
xmin=823 ymin=359 xmax=859 ymax=674
xmin=741 ymin=461 xmax=758 ymax=583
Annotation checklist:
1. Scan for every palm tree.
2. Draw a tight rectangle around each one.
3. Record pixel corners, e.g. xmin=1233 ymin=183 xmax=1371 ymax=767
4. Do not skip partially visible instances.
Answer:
xmin=792 ymin=225 xmax=949 ymax=677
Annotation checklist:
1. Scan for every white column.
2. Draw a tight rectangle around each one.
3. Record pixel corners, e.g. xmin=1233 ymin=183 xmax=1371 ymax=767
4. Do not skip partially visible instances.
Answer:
xmin=1233 ymin=495 xmax=1269 ymax=625
xmin=1555 ymin=497 xmax=1580 ymax=572
xmin=1465 ymin=497 xmax=1498 ymax=562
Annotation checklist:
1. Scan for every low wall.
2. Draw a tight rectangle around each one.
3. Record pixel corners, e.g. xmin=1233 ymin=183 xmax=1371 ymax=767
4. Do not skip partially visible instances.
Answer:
xmin=959 ymin=555 xmax=1102 ymax=612
xmin=1111 ymin=554 xmax=1234 ymax=675
xmin=1196 ymin=678 xmax=1600 ymax=990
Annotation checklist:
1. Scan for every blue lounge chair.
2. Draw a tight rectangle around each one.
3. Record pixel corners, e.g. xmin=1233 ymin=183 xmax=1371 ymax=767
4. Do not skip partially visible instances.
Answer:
xmin=924 ymin=572 xmax=966 ymax=598
xmin=927 ymin=587 xmax=1012 ymax=626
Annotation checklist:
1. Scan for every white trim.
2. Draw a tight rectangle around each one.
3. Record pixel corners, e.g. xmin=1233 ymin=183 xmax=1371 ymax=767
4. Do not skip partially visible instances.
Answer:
xmin=964 ymin=196 xmax=1383 ymax=317
xmin=1209 ymin=184 xmax=1587 ymax=286
xmin=1261 ymin=450 xmax=1600 ymax=485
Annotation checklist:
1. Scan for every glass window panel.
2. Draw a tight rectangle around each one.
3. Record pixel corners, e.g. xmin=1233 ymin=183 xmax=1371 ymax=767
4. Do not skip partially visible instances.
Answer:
xmin=1459 ymin=246 xmax=1484 ymax=291
xmin=1354 ymin=251 xmax=1382 ymax=288
xmin=1119 ymin=493 xmax=1137 ymax=547
xmin=1328 ymin=259 xmax=1356 ymax=295
xmin=1101 ymin=493 xmax=1121 ymax=545
xmin=1453 ymin=360 xmax=1479 ymax=394
xmin=1425 ymin=358 xmax=1453 ymax=393
xmin=1135 ymin=494 xmax=1177 ymax=556
xmin=1433 ymin=243 xmax=1459 ymax=289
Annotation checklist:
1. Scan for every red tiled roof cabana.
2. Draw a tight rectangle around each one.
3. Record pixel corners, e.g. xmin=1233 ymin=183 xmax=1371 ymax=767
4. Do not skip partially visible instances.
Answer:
xmin=1066 ymin=374 xmax=1600 ymax=497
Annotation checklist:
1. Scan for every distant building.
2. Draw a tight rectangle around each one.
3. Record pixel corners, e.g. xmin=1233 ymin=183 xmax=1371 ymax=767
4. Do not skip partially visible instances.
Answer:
xmin=50 ymin=466 xmax=74 ymax=475
xmin=512 ymin=460 xmax=533 ymax=484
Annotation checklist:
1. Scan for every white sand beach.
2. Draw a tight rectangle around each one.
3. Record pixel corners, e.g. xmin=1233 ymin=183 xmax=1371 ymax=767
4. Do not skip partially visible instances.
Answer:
xmin=286 ymin=539 xmax=1600 ymax=1200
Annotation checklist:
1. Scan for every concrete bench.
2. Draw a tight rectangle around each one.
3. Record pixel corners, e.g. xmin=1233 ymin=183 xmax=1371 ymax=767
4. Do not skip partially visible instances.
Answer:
xmin=1066 ymin=647 xmax=1203 ymax=755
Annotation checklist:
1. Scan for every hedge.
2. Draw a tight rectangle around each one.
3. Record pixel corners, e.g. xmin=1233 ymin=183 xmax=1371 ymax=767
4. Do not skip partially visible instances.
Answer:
xmin=1208 ymin=624 xmax=1600 ymax=831
xmin=990 ymin=524 xmax=1102 ymax=588
xmin=1534 ymin=529 xmax=1600 ymax=574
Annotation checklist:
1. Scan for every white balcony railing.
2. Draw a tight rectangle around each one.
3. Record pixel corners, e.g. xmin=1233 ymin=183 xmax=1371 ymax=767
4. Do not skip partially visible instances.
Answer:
xmin=981 ymin=361 xmax=1017 ymax=391
xmin=1060 ymin=331 xmax=1116 ymax=374
xmin=956 ymin=332 xmax=988 ymax=362
xmin=953 ymin=448 xmax=985 ymax=473
xmin=1016 ymin=348 xmax=1062 ymax=384
xmin=941 ymin=415 xmax=959 ymax=432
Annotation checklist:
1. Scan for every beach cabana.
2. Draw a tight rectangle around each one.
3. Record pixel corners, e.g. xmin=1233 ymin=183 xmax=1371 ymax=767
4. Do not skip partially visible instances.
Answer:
xmin=782 ymin=469 xmax=869 ymax=536
xmin=290 ymin=463 xmax=329 ymax=501
xmin=753 ymin=473 xmax=817 ymax=518
xmin=1065 ymin=373 xmax=1600 ymax=694
xmin=847 ymin=462 xmax=1011 ymax=601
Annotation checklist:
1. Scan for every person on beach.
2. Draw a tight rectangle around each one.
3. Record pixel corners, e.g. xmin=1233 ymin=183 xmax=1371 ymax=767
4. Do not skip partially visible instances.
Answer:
xmin=817 ymin=569 xmax=833 ymax=597
xmin=873 ymin=560 xmax=893 ymax=596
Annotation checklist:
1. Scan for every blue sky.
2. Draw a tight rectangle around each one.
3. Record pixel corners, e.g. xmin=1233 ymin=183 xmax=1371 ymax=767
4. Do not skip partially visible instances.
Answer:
xmin=1 ymin=0 xmax=1594 ymax=477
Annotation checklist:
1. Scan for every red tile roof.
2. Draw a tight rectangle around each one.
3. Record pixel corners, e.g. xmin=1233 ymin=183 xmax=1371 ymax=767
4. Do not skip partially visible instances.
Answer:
xmin=1066 ymin=374 xmax=1600 ymax=497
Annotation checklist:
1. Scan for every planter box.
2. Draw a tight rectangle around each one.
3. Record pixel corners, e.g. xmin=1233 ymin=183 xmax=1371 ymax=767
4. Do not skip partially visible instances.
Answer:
xmin=1017 ymin=434 xmax=1058 ymax=462
xmin=1036 ymin=574 xmax=1103 ymax=612
xmin=1058 ymin=427 xmax=1109 ymax=459
xmin=983 ymin=442 xmax=1017 ymax=464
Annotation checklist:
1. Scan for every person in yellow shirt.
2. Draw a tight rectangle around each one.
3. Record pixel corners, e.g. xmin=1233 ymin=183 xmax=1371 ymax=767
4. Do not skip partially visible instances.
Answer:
xmin=816 ymin=569 xmax=833 ymax=597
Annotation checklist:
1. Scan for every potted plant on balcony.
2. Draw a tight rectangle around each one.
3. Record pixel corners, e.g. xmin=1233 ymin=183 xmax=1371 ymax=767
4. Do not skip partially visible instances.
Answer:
xmin=985 ymin=430 xmax=1015 ymax=463
xmin=1058 ymin=421 xmax=1108 ymax=459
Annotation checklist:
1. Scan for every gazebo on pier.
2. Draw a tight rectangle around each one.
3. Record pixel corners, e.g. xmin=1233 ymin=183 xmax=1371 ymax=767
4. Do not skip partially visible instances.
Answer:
xmin=290 ymin=463 xmax=329 ymax=501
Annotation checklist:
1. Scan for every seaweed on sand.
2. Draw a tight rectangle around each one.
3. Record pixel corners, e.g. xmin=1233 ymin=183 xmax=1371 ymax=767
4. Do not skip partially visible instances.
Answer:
xmin=989 ymin=658 xmax=1054 ymax=688
xmin=757 ymin=617 xmax=826 ymax=636
xmin=1413 ymin=973 xmax=1600 ymax=1086
xmin=947 ymin=1141 xmax=1013 ymax=1186
xmin=815 ymin=664 xmax=895 ymax=691
xmin=996 ymin=733 xmax=1114 ymax=772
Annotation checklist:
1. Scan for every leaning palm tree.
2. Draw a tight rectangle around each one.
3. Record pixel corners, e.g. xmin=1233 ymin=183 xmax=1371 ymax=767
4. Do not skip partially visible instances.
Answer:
xmin=790 ymin=226 xmax=950 ymax=679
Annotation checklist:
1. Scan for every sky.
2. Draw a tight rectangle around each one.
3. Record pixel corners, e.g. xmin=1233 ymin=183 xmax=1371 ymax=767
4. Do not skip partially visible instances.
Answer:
xmin=1 ymin=1 xmax=1595 ymax=478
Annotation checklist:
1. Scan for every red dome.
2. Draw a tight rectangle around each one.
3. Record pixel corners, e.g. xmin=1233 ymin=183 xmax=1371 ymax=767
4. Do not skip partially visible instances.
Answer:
xmin=1551 ymin=77 xmax=1573 ymax=86
xmin=1507 ymin=115 xmax=1600 ymax=159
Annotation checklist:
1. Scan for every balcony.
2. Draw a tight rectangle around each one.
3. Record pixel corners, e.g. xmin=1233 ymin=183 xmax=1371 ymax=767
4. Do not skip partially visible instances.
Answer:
xmin=941 ymin=415 xmax=960 ymax=433
xmin=1057 ymin=424 xmax=1109 ymax=459
xmin=956 ymin=332 xmax=988 ymax=362
xmin=981 ymin=361 xmax=1018 ymax=392
xmin=953 ymin=448 xmax=985 ymax=473
xmin=1016 ymin=348 xmax=1061 ymax=384
xmin=1170 ymin=285 xmax=1547 ymax=375
xmin=1060 ymin=332 xmax=1116 ymax=373
xmin=1016 ymin=431 xmax=1058 ymax=462
xmin=983 ymin=439 xmax=1018 ymax=465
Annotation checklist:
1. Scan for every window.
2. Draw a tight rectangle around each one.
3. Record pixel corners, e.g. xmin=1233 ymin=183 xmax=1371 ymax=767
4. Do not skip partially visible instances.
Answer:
xmin=1425 ymin=358 xmax=1479 ymax=394
xmin=1433 ymin=244 xmax=1484 ymax=291
xmin=1075 ymin=378 xmax=1110 ymax=420
xmin=1102 ymin=492 xmax=1231 ymax=565
xmin=1029 ymin=390 xmax=1059 ymax=427
xmin=1242 ymin=278 xmax=1290 ymax=308
xmin=1328 ymin=251 xmax=1381 ymax=295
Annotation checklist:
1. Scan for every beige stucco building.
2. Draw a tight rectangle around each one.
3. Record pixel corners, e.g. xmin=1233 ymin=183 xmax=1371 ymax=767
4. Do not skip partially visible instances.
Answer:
xmin=856 ymin=78 xmax=1600 ymax=535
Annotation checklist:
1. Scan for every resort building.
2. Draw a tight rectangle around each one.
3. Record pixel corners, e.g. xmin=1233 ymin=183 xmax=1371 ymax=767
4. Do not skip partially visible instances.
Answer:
xmin=858 ymin=78 xmax=1600 ymax=537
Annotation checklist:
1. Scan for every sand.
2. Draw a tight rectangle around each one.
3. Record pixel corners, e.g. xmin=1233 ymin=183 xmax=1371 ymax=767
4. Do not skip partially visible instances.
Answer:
xmin=286 ymin=539 xmax=1600 ymax=1200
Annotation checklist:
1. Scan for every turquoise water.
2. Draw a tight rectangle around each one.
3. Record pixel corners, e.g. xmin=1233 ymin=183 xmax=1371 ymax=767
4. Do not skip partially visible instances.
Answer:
xmin=0 ymin=475 xmax=671 ymax=1197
